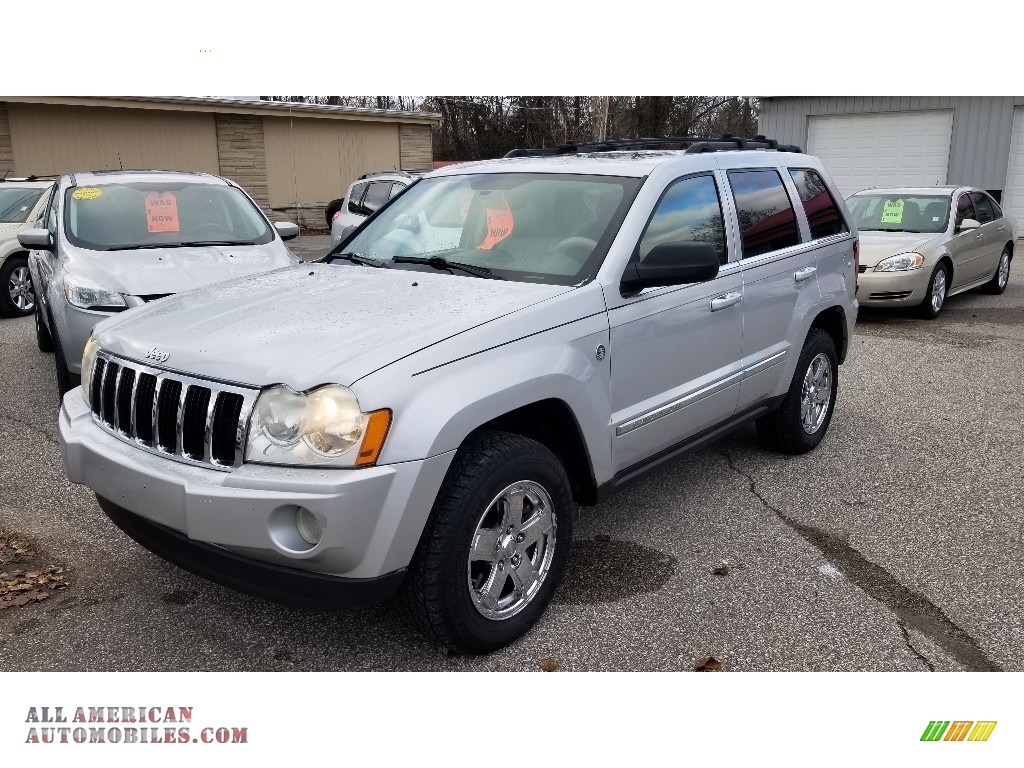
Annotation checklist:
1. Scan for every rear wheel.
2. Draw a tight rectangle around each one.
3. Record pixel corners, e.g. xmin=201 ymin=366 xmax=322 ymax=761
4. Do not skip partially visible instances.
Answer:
xmin=983 ymin=247 xmax=1011 ymax=295
xmin=404 ymin=431 xmax=574 ymax=653
xmin=0 ymin=255 xmax=35 ymax=317
xmin=756 ymin=329 xmax=838 ymax=454
xmin=917 ymin=263 xmax=949 ymax=319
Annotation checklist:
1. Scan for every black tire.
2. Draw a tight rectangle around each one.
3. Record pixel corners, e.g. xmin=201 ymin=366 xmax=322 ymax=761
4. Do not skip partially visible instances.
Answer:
xmin=403 ymin=430 xmax=574 ymax=654
xmin=0 ymin=254 xmax=35 ymax=317
xmin=917 ymin=262 xmax=949 ymax=319
xmin=35 ymin=300 xmax=53 ymax=353
xmin=756 ymin=328 xmax=839 ymax=455
xmin=325 ymin=198 xmax=345 ymax=227
xmin=983 ymin=247 xmax=1011 ymax=295
xmin=49 ymin=310 xmax=79 ymax=402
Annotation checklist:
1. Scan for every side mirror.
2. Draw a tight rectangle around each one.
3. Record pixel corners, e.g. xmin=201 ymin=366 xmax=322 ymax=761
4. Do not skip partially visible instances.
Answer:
xmin=274 ymin=221 xmax=300 ymax=241
xmin=620 ymin=242 xmax=720 ymax=293
xmin=957 ymin=218 xmax=981 ymax=233
xmin=18 ymin=228 xmax=53 ymax=251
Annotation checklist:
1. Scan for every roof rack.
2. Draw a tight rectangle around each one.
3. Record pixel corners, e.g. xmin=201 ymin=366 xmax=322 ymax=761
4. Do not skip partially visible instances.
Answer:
xmin=357 ymin=169 xmax=426 ymax=180
xmin=503 ymin=134 xmax=802 ymax=158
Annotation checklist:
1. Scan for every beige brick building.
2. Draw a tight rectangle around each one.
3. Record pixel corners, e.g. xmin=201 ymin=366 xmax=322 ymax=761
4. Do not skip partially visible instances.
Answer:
xmin=0 ymin=96 xmax=440 ymax=230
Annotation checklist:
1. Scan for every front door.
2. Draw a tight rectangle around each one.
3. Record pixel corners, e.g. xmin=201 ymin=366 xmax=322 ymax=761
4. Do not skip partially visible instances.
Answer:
xmin=949 ymin=191 xmax=988 ymax=287
xmin=607 ymin=172 xmax=743 ymax=474
xmin=970 ymin=191 xmax=1010 ymax=281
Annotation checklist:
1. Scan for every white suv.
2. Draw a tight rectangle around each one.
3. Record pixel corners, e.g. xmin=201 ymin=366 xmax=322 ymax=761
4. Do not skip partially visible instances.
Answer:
xmin=329 ymin=170 xmax=422 ymax=247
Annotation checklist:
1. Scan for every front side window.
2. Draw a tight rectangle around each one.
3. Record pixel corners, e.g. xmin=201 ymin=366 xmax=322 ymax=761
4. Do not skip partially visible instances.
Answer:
xmin=727 ymin=169 xmax=801 ymax=258
xmin=0 ymin=186 xmax=46 ymax=223
xmin=342 ymin=172 xmax=641 ymax=286
xmin=637 ymin=174 xmax=727 ymax=264
xmin=847 ymin=193 xmax=952 ymax=234
xmin=970 ymin=192 xmax=996 ymax=224
xmin=64 ymin=181 xmax=273 ymax=251
xmin=788 ymin=169 xmax=847 ymax=239
xmin=954 ymin=193 xmax=976 ymax=227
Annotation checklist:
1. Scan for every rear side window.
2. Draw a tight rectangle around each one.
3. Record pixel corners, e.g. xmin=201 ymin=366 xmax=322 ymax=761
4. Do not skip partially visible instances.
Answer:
xmin=955 ymin=193 xmax=976 ymax=227
xmin=727 ymin=169 xmax=801 ymax=258
xmin=788 ymin=169 xmax=848 ymax=239
xmin=347 ymin=182 xmax=368 ymax=214
xmin=637 ymin=173 xmax=727 ymax=264
xmin=362 ymin=182 xmax=392 ymax=214
xmin=970 ymin=192 xmax=996 ymax=223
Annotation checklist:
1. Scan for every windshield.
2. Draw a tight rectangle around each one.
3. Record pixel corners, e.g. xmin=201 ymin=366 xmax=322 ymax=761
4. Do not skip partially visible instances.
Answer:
xmin=0 ymin=187 xmax=45 ymax=223
xmin=339 ymin=173 xmax=641 ymax=285
xmin=846 ymin=193 xmax=951 ymax=234
xmin=63 ymin=181 xmax=273 ymax=250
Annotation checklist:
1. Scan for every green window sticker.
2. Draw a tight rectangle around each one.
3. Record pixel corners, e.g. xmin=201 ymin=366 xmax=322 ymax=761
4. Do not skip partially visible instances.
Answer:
xmin=881 ymin=199 xmax=904 ymax=224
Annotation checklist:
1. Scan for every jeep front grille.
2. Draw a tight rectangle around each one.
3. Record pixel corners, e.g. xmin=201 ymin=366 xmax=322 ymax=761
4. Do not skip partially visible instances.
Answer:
xmin=89 ymin=351 xmax=258 ymax=470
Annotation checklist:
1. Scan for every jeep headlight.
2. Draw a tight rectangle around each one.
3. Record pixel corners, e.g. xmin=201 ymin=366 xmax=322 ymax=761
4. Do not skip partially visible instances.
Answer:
xmin=245 ymin=384 xmax=391 ymax=467
xmin=81 ymin=336 xmax=99 ymax=406
xmin=874 ymin=253 xmax=924 ymax=272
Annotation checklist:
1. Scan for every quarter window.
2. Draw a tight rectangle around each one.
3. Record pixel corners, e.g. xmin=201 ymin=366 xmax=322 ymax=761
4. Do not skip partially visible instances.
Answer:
xmin=637 ymin=174 xmax=727 ymax=264
xmin=788 ymin=169 xmax=847 ymax=239
xmin=970 ymin=192 xmax=996 ymax=224
xmin=727 ymin=169 xmax=801 ymax=258
xmin=347 ymin=182 xmax=368 ymax=214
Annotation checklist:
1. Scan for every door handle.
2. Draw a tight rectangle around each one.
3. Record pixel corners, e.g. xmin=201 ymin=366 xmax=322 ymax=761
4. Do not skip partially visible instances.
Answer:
xmin=710 ymin=292 xmax=742 ymax=311
xmin=976 ymin=233 xmax=985 ymax=240
xmin=794 ymin=266 xmax=817 ymax=283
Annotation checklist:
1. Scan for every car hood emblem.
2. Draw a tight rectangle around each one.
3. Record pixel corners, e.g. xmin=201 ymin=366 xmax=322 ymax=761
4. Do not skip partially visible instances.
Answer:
xmin=145 ymin=347 xmax=170 ymax=364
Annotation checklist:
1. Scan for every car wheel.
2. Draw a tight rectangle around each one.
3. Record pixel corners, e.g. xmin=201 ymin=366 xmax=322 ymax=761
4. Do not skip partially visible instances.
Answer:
xmin=325 ymin=198 xmax=344 ymax=227
xmin=404 ymin=430 xmax=574 ymax=653
xmin=49 ymin=309 xmax=80 ymax=401
xmin=0 ymin=255 xmax=36 ymax=317
xmin=35 ymin=300 xmax=53 ymax=353
xmin=917 ymin=263 xmax=949 ymax=319
xmin=983 ymin=247 xmax=1011 ymax=295
xmin=756 ymin=329 xmax=838 ymax=455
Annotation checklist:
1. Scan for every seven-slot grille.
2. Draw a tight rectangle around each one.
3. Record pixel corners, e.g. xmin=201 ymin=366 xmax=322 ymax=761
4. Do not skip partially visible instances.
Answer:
xmin=89 ymin=351 xmax=258 ymax=470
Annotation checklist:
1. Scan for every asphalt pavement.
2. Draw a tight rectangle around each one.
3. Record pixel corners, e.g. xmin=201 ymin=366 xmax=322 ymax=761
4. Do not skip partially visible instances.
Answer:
xmin=1 ymin=237 xmax=1022 ymax=671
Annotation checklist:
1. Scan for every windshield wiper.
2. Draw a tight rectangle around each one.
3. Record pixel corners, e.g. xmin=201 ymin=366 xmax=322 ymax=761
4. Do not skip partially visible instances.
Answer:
xmin=102 ymin=240 xmax=253 ymax=251
xmin=326 ymin=251 xmax=389 ymax=268
xmin=392 ymin=255 xmax=503 ymax=279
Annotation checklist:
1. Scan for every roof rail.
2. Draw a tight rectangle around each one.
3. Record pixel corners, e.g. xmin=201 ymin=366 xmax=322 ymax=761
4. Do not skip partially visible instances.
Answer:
xmin=357 ymin=169 xmax=426 ymax=180
xmin=0 ymin=173 xmax=60 ymax=182
xmin=504 ymin=134 xmax=802 ymax=158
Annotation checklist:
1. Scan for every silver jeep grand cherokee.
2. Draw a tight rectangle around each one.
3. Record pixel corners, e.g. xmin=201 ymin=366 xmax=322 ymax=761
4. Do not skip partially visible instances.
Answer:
xmin=59 ymin=136 xmax=858 ymax=653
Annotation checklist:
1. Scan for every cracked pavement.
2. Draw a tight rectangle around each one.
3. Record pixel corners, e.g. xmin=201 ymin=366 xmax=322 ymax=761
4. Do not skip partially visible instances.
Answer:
xmin=0 ymin=235 xmax=1022 ymax=671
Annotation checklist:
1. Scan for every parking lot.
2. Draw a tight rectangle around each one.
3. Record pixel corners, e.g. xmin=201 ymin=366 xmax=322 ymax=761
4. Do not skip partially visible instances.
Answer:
xmin=1 ymin=234 xmax=1022 ymax=672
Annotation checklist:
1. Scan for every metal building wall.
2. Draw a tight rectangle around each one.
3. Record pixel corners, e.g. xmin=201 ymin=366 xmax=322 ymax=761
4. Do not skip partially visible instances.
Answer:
xmin=759 ymin=97 xmax=1024 ymax=192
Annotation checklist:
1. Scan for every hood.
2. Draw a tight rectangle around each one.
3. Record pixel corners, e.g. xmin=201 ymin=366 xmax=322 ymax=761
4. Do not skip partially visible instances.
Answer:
xmin=93 ymin=264 xmax=572 ymax=388
xmin=63 ymin=242 xmax=296 ymax=296
xmin=858 ymin=232 xmax=944 ymax=267
xmin=0 ymin=221 xmax=27 ymax=238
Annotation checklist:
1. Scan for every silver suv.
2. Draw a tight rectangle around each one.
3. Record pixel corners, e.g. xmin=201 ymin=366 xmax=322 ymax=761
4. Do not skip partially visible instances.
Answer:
xmin=59 ymin=137 xmax=859 ymax=653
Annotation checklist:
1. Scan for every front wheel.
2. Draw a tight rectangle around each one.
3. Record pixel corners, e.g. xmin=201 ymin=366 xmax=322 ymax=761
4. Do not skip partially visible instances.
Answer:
xmin=917 ymin=263 xmax=949 ymax=319
xmin=403 ymin=431 xmax=574 ymax=653
xmin=50 ymin=309 xmax=79 ymax=401
xmin=983 ymin=247 xmax=1011 ymax=295
xmin=756 ymin=329 xmax=839 ymax=454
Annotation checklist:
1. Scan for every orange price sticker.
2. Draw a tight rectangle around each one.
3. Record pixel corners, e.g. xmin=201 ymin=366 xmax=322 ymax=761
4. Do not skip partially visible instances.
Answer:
xmin=478 ymin=196 xmax=514 ymax=250
xmin=145 ymin=192 xmax=180 ymax=233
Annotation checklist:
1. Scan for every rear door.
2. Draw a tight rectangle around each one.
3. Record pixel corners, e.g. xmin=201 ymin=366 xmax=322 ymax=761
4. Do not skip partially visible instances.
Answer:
xmin=725 ymin=167 xmax=820 ymax=410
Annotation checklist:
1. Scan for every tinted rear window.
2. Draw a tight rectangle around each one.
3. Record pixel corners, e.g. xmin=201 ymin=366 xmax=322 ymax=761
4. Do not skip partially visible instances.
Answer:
xmin=788 ymin=169 xmax=847 ymax=239
xmin=727 ymin=169 xmax=801 ymax=258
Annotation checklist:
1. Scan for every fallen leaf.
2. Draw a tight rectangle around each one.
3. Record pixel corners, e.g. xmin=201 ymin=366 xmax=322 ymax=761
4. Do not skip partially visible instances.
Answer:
xmin=593 ymin=534 xmax=611 ymax=543
xmin=695 ymin=656 xmax=723 ymax=672
xmin=12 ymin=596 xmax=30 ymax=607
xmin=539 ymin=658 xmax=558 ymax=672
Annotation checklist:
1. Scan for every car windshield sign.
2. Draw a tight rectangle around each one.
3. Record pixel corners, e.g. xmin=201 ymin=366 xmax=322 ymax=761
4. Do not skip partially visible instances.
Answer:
xmin=0 ymin=187 xmax=45 ymax=223
xmin=847 ymin=193 xmax=951 ymax=234
xmin=63 ymin=181 xmax=273 ymax=251
xmin=339 ymin=173 xmax=642 ymax=286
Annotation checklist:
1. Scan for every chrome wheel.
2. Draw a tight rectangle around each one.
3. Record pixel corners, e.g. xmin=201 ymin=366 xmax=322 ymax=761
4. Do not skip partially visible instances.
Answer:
xmin=467 ymin=480 xmax=556 ymax=621
xmin=800 ymin=353 xmax=832 ymax=435
xmin=8 ymin=266 xmax=34 ymax=312
xmin=998 ymin=252 xmax=1010 ymax=289
xmin=930 ymin=268 xmax=946 ymax=314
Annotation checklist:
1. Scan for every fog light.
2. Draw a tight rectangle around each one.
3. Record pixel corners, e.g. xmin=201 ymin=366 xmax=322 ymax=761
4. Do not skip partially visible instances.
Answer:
xmin=295 ymin=507 xmax=321 ymax=546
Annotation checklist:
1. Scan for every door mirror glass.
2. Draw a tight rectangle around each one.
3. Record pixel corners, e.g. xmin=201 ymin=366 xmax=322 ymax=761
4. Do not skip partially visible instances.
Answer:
xmin=18 ymin=228 xmax=54 ymax=251
xmin=621 ymin=242 xmax=720 ymax=292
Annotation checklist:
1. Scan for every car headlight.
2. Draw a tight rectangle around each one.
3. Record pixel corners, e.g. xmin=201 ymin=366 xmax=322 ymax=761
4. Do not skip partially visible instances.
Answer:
xmin=245 ymin=384 xmax=391 ymax=467
xmin=63 ymin=276 xmax=127 ymax=311
xmin=874 ymin=253 xmax=924 ymax=272
xmin=81 ymin=336 xmax=99 ymax=406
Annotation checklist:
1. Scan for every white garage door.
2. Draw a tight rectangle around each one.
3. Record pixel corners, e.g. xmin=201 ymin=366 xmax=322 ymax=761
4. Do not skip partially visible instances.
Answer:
xmin=1001 ymin=106 xmax=1024 ymax=236
xmin=807 ymin=111 xmax=954 ymax=197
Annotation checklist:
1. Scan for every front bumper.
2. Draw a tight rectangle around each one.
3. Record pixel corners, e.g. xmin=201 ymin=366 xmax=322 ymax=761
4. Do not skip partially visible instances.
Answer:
xmin=856 ymin=267 xmax=930 ymax=307
xmin=59 ymin=388 xmax=455 ymax=603
xmin=55 ymin=303 xmax=118 ymax=375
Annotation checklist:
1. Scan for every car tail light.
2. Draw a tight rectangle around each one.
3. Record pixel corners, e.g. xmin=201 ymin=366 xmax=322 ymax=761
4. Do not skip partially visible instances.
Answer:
xmin=331 ymin=211 xmax=343 ymax=222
